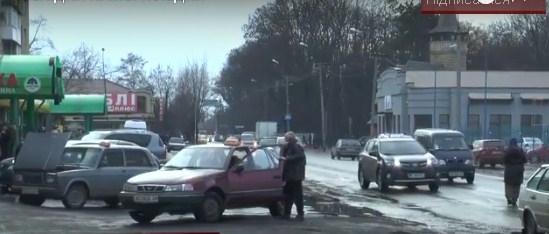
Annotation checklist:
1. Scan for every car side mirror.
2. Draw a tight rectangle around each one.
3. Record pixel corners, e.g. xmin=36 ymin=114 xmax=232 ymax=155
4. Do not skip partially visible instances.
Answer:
xmin=232 ymin=164 xmax=245 ymax=174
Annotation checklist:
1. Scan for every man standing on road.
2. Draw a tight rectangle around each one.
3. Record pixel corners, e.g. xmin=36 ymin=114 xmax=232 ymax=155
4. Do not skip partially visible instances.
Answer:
xmin=503 ymin=138 xmax=527 ymax=206
xmin=280 ymin=131 xmax=306 ymax=221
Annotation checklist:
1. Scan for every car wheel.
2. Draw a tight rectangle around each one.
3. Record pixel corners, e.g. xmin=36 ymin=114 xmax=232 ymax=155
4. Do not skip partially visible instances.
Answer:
xmin=331 ymin=153 xmax=335 ymax=160
xmin=524 ymin=211 xmax=540 ymax=234
xmin=448 ymin=178 xmax=454 ymax=183
xmin=62 ymin=184 xmax=88 ymax=209
xmin=466 ymin=175 xmax=475 ymax=184
xmin=194 ymin=192 xmax=224 ymax=223
xmin=490 ymin=163 xmax=496 ymax=168
xmin=376 ymin=168 xmax=389 ymax=193
xmin=428 ymin=182 xmax=439 ymax=193
xmin=268 ymin=201 xmax=285 ymax=217
xmin=129 ymin=210 xmax=158 ymax=224
xmin=337 ymin=155 xmax=341 ymax=160
xmin=358 ymin=167 xmax=370 ymax=189
xmin=19 ymin=195 xmax=46 ymax=206
xmin=407 ymin=185 xmax=416 ymax=190
xmin=104 ymin=198 xmax=119 ymax=208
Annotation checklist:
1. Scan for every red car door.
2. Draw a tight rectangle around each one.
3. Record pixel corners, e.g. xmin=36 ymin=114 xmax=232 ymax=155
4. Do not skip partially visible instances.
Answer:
xmin=226 ymin=147 xmax=265 ymax=207
xmin=249 ymin=149 xmax=284 ymax=204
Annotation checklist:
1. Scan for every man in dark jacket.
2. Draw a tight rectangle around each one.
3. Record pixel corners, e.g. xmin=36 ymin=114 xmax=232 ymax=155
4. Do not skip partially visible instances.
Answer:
xmin=503 ymin=138 xmax=527 ymax=206
xmin=280 ymin=131 xmax=306 ymax=221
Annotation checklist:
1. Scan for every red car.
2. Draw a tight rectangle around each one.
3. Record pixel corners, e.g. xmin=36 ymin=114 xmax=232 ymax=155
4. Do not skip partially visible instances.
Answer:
xmin=471 ymin=139 xmax=506 ymax=168
xmin=119 ymin=141 xmax=285 ymax=224
xmin=526 ymin=145 xmax=549 ymax=163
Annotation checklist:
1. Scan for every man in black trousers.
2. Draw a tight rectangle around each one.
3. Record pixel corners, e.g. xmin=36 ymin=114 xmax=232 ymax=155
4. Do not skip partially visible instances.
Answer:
xmin=280 ymin=131 xmax=306 ymax=221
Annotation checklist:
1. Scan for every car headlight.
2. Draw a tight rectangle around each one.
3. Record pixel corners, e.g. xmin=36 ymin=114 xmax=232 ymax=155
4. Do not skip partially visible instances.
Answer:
xmin=465 ymin=159 xmax=473 ymax=165
xmin=14 ymin=174 xmax=23 ymax=182
xmin=45 ymin=173 xmax=57 ymax=184
xmin=164 ymin=184 xmax=194 ymax=192
xmin=386 ymin=160 xmax=400 ymax=167
xmin=123 ymin=183 xmax=138 ymax=192
xmin=427 ymin=158 xmax=437 ymax=166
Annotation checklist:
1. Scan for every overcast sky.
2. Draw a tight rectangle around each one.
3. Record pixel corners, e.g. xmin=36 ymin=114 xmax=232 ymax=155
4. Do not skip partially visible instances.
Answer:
xmin=30 ymin=0 xmax=504 ymax=76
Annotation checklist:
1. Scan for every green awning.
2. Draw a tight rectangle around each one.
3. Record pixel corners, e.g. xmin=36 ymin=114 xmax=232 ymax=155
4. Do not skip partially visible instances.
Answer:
xmin=48 ymin=94 xmax=106 ymax=115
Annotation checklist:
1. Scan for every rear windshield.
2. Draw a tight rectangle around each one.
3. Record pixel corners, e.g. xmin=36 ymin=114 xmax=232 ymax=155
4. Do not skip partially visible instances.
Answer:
xmin=259 ymin=138 xmax=277 ymax=145
xmin=241 ymin=134 xmax=254 ymax=141
xmin=433 ymin=135 xmax=468 ymax=150
xmin=169 ymin=138 xmax=184 ymax=143
xmin=341 ymin=140 xmax=361 ymax=146
xmin=483 ymin=141 xmax=505 ymax=147
xmin=104 ymin=134 xmax=152 ymax=147
xmin=61 ymin=147 xmax=102 ymax=167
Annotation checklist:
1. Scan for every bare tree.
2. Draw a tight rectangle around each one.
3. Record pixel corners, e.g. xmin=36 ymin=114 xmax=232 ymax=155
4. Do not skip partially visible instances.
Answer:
xmin=148 ymin=64 xmax=175 ymax=100
xmin=30 ymin=16 xmax=55 ymax=54
xmin=117 ymin=53 xmax=147 ymax=89
xmin=62 ymin=43 xmax=102 ymax=92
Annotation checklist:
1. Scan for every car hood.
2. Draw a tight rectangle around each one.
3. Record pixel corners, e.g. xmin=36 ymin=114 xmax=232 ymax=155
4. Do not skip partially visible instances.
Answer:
xmin=13 ymin=132 xmax=71 ymax=172
xmin=389 ymin=154 xmax=431 ymax=161
xmin=127 ymin=168 xmax=224 ymax=184
xmin=430 ymin=149 xmax=473 ymax=160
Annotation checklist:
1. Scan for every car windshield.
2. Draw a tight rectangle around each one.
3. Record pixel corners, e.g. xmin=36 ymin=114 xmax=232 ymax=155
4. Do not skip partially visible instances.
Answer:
xmin=241 ymin=134 xmax=254 ymax=141
xmin=341 ymin=140 xmax=361 ymax=147
xmin=169 ymin=138 xmax=184 ymax=143
xmin=259 ymin=138 xmax=277 ymax=145
xmin=380 ymin=140 xmax=426 ymax=155
xmin=163 ymin=147 xmax=230 ymax=170
xmin=60 ymin=147 xmax=102 ymax=167
xmin=81 ymin=132 xmax=109 ymax=141
xmin=433 ymin=135 xmax=469 ymax=150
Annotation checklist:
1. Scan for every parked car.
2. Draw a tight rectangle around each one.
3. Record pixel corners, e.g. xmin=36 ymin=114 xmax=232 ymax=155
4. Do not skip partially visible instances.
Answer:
xmin=81 ymin=129 xmax=168 ymax=162
xmin=518 ymin=164 xmax=549 ymax=234
xmin=358 ymin=134 xmax=440 ymax=193
xmin=526 ymin=144 xmax=549 ymax=163
xmin=119 ymin=140 xmax=284 ymax=224
xmin=167 ymin=137 xmax=186 ymax=152
xmin=331 ymin=139 xmax=363 ymax=160
xmin=11 ymin=133 xmax=160 ymax=209
xmin=240 ymin=133 xmax=256 ymax=147
xmin=413 ymin=129 xmax=475 ymax=184
xmin=471 ymin=139 xmax=506 ymax=168
xmin=519 ymin=137 xmax=544 ymax=152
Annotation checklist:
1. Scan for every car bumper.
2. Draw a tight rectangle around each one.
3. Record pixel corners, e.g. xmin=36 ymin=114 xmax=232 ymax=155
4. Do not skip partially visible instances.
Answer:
xmin=119 ymin=191 xmax=204 ymax=213
xmin=11 ymin=185 xmax=61 ymax=198
xmin=385 ymin=167 xmax=439 ymax=186
xmin=436 ymin=164 xmax=475 ymax=178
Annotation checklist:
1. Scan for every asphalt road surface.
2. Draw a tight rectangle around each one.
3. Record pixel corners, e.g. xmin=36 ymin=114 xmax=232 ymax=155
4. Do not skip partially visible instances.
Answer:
xmin=304 ymin=150 xmax=538 ymax=234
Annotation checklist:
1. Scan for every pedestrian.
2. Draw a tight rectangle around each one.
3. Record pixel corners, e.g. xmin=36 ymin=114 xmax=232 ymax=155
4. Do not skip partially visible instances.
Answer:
xmin=0 ymin=124 xmax=11 ymax=160
xmin=280 ymin=131 xmax=306 ymax=221
xmin=503 ymin=138 xmax=527 ymax=206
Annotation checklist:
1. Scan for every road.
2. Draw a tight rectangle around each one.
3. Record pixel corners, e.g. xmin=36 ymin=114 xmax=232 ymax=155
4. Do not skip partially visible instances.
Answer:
xmin=304 ymin=150 xmax=537 ymax=234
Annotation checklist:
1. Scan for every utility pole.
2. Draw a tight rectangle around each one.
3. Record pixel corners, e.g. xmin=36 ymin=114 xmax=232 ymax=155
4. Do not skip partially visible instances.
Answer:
xmin=456 ymin=34 xmax=463 ymax=131
xmin=370 ymin=56 xmax=379 ymax=137
xmin=102 ymin=48 xmax=108 ymax=119
xmin=285 ymin=74 xmax=290 ymax=131
xmin=319 ymin=63 xmax=326 ymax=151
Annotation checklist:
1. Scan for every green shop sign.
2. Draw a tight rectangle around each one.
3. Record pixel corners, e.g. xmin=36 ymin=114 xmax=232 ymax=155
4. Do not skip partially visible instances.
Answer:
xmin=0 ymin=55 xmax=64 ymax=102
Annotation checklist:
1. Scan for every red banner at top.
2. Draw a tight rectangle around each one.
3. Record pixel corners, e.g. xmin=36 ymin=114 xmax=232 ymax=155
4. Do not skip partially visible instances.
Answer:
xmin=421 ymin=0 xmax=546 ymax=14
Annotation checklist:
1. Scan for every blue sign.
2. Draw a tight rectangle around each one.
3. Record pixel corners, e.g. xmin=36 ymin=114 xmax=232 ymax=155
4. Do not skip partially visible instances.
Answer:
xmin=285 ymin=113 xmax=291 ymax=120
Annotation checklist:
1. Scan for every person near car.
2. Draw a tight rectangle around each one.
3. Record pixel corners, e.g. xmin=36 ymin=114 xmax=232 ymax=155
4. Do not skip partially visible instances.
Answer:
xmin=280 ymin=131 xmax=306 ymax=221
xmin=503 ymin=138 xmax=527 ymax=206
xmin=0 ymin=124 xmax=11 ymax=160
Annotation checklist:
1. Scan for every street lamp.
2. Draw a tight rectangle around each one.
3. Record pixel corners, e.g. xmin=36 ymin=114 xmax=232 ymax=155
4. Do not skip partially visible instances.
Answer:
xmin=271 ymin=59 xmax=290 ymax=131
xmin=102 ymin=48 xmax=108 ymax=119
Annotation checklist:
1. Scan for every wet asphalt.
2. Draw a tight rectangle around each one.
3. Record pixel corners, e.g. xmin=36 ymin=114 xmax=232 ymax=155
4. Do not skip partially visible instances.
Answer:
xmin=0 ymin=149 xmax=535 ymax=234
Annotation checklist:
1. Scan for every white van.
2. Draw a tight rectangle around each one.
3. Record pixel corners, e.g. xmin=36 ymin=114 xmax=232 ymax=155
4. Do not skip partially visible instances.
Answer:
xmin=124 ymin=120 xmax=147 ymax=130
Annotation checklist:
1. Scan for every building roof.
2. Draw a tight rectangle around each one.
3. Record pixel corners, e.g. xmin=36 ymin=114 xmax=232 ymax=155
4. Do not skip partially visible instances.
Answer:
xmin=430 ymin=14 xmax=464 ymax=34
xmin=64 ymin=79 xmax=130 ymax=94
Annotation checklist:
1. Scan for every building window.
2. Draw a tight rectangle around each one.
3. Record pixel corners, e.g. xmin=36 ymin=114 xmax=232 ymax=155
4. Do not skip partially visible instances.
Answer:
xmin=489 ymin=114 xmax=512 ymax=140
xmin=521 ymin=115 xmax=542 ymax=138
xmin=439 ymin=114 xmax=450 ymax=129
xmin=137 ymin=96 xmax=147 ymax=113
xmin=414 ymin=114 xmax=432 ymax=130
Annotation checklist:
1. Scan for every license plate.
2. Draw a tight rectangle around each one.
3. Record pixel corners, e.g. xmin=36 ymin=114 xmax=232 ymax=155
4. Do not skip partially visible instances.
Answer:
xmin=449 ymin=172 xmax=464 ymax=177
xmin=21 ymin=187 xmax=39 ymax=195
xmin=408 ymin=173 xmax=425 ymax=179
xmin=133 ymin=195 xmax=159 ymax=204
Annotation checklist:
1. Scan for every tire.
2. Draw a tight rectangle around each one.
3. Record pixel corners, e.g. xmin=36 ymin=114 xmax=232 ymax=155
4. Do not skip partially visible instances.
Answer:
xmin=331 ymin=153 xmax=335 ymax=160
xmin=524 ymin=211 xmax=540 ymax=234
xmin=376 ymin=168 xmax=389 ymax=192
xmin=129 ymin=210 xmax=158 ymax=224
xmin=358 ymin=167 xmax=370 ymax=189
xmin=19 ymin=195 xmax=46 ymax=206
xmin=104 ymin=198 xmax=119 ymax=208
xmin=490 ymin=163 xmax=496 ymax=168
xmin=337 ymin=154 xmax=341 ymax=160
xmin=448 ymin=178 xmax=454 ymax=183
xmin=428 ymin=183 xmax=439 ymax=193
xmin=194 ymin=192 xmax=224 ymax=223
xmin=268 ymin=201 xmax=285 ymax=217
xmin=62 ymin=184 xmax=88 ymax=209
xmin=466 ymin=175 xmax=475 ymax=184
xmin=407 ymin=185 xmax=416 ymax=190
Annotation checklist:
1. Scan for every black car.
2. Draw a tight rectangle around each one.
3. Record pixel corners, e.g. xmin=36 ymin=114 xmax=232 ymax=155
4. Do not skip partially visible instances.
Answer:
xmin=331 ymin=139 xmax=362 ymax=160
xmin=358 ymin=134 xmax=440 ymax=193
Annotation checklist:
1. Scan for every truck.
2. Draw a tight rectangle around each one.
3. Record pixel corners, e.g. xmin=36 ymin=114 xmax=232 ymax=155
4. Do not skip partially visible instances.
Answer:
xmin=255 ymin=121 xmax=278 ymax=140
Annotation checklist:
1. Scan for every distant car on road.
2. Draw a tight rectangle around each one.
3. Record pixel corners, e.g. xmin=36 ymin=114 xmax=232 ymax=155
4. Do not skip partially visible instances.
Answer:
xmin=240 ymin=133 xmax=256 ymax=147
xmin=81 ymin=129 xmax=168 ymax=162
xmin=518 ymin=164 xmax=549 ymax=234
xmin=11 ymin=133 xmax=160 ymax=209
xmin=358 ymin=134 xmax=440 ymax=193
xmin=526 ymin=144 xmax=549 ymax=163
xmin=257 ymin=136 xmax=277 ymax=147
xmin=167 ymin=137 xmax=186 ymax=152
xmin=471 ymin=139 xmax=506 ymax=168
xmin=331 ymin=139 xmax=362 ymax=161
xmin=119 ymin=140 xmax=284 ymax=224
